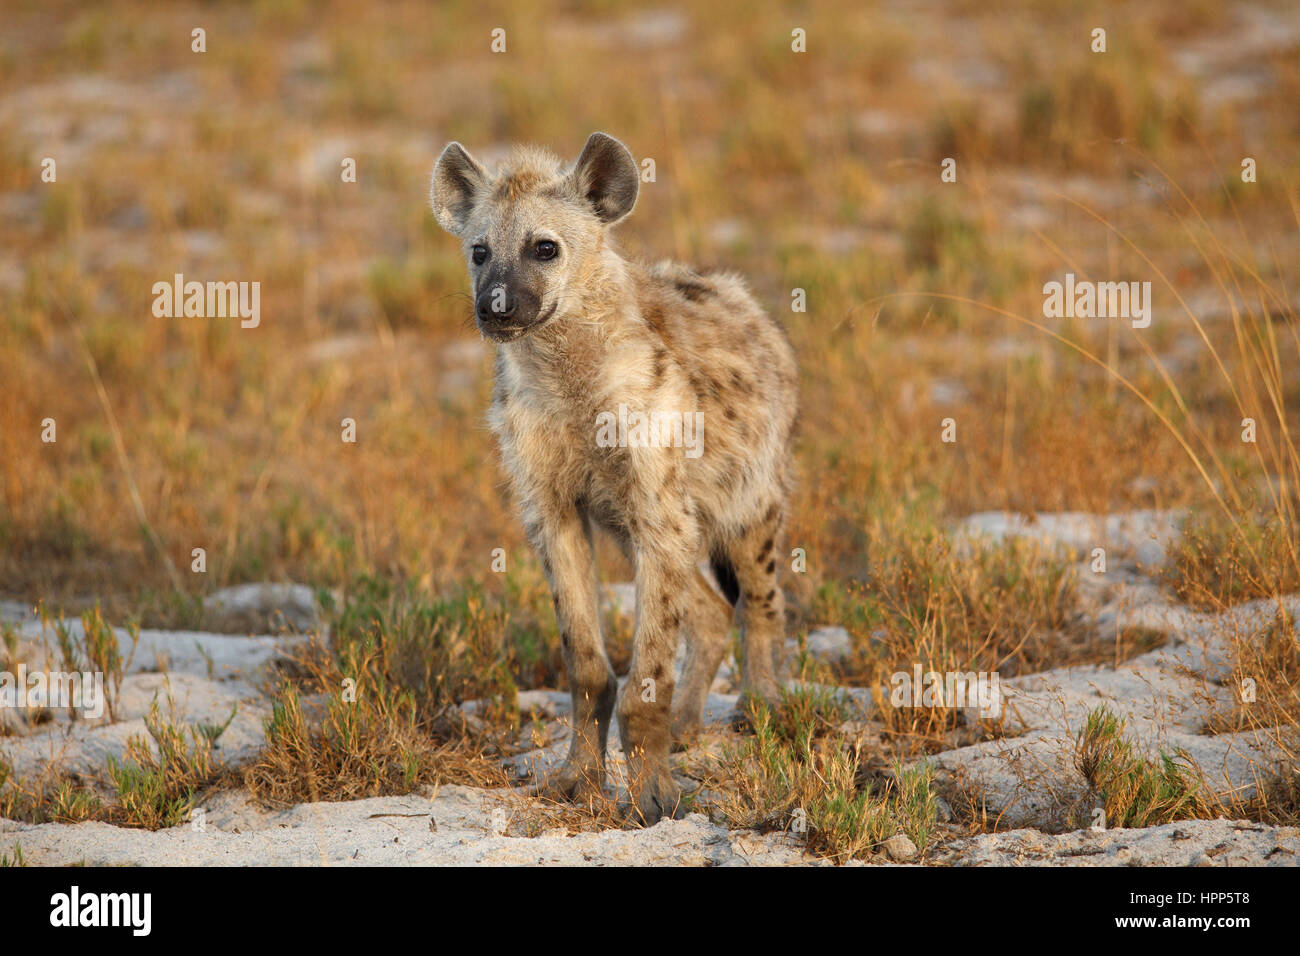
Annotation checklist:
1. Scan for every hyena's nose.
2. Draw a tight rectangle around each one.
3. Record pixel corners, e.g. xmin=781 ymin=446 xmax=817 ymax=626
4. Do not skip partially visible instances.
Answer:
xmin=476 ymin=286 xmax=518 ymax=324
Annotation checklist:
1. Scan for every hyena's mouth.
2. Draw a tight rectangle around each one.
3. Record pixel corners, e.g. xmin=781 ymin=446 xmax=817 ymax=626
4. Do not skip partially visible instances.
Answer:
xmin=483 ymin=300 xmax=559 ymax=343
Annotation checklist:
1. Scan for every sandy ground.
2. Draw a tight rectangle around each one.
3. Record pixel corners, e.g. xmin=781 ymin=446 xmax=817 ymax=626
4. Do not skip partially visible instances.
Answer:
xmin=3 ymin=511 xmax=1299 ymax=866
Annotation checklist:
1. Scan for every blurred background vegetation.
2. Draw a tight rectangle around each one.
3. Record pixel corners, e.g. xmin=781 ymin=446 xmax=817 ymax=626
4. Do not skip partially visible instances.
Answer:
xmin=0 ymin=0 xmax=1296 ymax=669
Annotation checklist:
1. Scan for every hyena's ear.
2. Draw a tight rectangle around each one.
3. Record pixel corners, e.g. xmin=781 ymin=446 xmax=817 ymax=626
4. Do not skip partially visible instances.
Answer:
xmin=431 ymin=142 xmax=488 ymax=236
xmin=570 ymin=132 xmax=639 ymax=225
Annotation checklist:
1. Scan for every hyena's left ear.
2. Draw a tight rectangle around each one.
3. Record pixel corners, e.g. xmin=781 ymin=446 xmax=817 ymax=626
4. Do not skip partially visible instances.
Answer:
xmin=570 ymin=132 xmax=639 ymax=224
xmin=431 ymin=142 xmax=488 ymax=236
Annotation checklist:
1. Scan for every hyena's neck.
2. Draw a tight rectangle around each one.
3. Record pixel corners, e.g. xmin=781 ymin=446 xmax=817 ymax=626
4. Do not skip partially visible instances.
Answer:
xmin=501 ymin=247 xmax=635 ymax=389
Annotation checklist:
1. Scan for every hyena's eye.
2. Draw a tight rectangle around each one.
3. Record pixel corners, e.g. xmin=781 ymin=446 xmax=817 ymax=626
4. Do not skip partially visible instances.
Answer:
xmin=534 ymin=240 xmax=558 ymax=261
xmin=471 ymin=245 xmax=488 ymax=265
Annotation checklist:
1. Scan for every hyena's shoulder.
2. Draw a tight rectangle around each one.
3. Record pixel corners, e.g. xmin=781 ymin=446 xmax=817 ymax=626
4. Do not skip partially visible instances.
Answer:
xmin=630 ymin=260 xmax=795 ymax=375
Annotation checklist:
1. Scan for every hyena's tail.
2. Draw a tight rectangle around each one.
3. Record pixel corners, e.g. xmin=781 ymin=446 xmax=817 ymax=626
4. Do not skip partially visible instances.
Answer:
xmin=709 ymin=552 xmax=741 ymax=607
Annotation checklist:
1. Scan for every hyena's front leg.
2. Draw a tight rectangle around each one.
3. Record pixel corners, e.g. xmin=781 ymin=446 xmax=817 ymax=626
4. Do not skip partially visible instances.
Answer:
xmin=525 ymin=505 xmax=618 ymax=801
xmin=618 ymin=493 xmax=697 ymax=825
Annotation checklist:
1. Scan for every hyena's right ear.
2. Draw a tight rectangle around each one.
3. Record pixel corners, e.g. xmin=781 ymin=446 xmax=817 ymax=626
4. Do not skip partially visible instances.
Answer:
xmin=431 ymin=142 xmax=488 ymax=236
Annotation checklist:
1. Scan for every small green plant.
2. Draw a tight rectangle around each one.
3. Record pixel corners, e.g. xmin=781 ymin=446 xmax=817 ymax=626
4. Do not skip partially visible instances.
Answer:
xmin=243 ymin=641 xmax=504 ymax=807
xmin=194 ymin=703 xmax=238 ymax=746
xmin=45 ymin=605 xmax=138 ymax=723
xmin=332 ymin=575 xmax=520 ymax=724
xmin=0 ymin=758 xmax=103 ymax=825
xmin=105 ymin=698 xmax=224 ymax=829
xmin=0 ymin=843 xmax=25 ymax=867
xmin=760 ymin=683 xmax=857 ymax=749
xmin=1074 ymin=706 xmax=1212 ymax=829
xmin=711 ymin=695 xmax=939 ymax=864
xmin=45 ymin=780 xmax=104 ymax=823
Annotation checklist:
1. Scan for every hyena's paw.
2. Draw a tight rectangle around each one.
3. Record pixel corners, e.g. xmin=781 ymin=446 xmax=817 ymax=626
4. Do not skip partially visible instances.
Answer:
xmin=622 ymin=763 xmax=684 ymax=827
xmin=522 ymin=761 xmax=605 ymax=803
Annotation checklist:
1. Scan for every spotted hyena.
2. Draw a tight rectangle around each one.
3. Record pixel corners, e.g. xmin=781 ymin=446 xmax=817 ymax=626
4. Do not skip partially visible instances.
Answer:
xmin=431 ymin=132 xmax=798 ymax=824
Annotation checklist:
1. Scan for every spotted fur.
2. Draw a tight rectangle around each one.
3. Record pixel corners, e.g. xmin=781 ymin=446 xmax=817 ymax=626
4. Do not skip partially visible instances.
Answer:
xmin=431 ymin=132 xmax=798 ymax=823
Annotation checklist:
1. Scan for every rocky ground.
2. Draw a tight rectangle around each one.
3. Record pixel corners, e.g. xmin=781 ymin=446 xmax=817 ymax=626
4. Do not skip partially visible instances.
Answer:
xmin=2 ymin=511 xmax=1298 ymax=866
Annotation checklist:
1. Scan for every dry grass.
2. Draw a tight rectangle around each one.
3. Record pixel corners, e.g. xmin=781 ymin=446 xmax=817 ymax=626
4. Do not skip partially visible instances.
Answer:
xmin=244 ymin=666 xmax=507 ymax=808
xmin=1169 ymin=511 xmax=1300 ymax=608
xmin=807 ymin=527 xmax=1070 ymax=752
xmin=43 ymin=605 xmax=137 ymax=723
xmin=0 ymin=759 xmax=104 ymax=825
xmin=1197 ymin=606 xmax=1300 ymax=823
xmin=242 ymin=592 xmax=517 ymax=807
xmin=1204 ymin=607 xmax=1300 ymax=733
xmin=500 ymin=784 xmax=631 ymax=838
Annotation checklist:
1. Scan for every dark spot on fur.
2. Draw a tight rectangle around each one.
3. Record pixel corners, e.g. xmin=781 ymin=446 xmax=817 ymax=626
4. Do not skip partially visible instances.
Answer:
xmin=765 ymin=609 xmax=778 ymax=620
xmin=765 ymin=559 xmax=776 ymax=574
xmin=724 ymin=407 xmax=737 ymax=421
xmin=675 ymin=279 xmax=715 ymax=302
xmin=758 ymin=537 xmax=774 ymax=558
xmin=689 ymin=372 xmax=718 ymax=400
xmin=765 ymin=589 xmax=775 ymax=603
xmin=643 ymin=302 xmax=667 ymax=337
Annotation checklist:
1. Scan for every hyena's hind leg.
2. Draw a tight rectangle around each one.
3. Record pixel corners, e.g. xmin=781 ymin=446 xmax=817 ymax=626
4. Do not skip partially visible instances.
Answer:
xmin=669 ymin=566 xmax=734 ymax=746
xmin=726 ymin=506 xmax=787 ymax=711
xmin=525 ymin=505 xmax=618 ymax=800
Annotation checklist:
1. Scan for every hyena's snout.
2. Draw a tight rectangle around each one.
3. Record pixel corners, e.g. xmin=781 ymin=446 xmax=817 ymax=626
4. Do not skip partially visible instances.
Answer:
xmin=474 ymin=276 xmax=550 ymax=342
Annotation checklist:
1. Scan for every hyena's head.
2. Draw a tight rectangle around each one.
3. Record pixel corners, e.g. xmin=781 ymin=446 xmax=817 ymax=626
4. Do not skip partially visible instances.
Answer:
xmin=430 ymin=132 xmax=639 ymax=343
